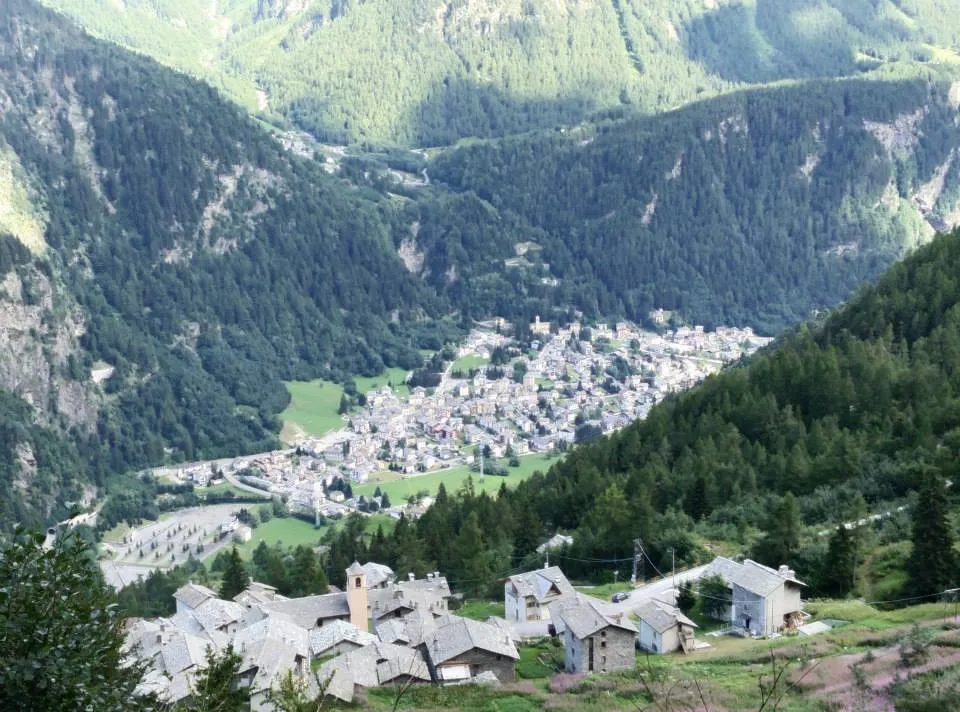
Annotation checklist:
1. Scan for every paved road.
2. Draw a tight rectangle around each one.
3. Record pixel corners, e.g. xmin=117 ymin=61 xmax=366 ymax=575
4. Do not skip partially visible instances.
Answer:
xmin=605 ymin=564 xmax=712 ymax=617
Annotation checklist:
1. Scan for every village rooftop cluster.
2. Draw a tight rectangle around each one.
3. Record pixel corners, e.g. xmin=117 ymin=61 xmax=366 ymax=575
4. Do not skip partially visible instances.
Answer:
xmin=176 ymin=317 xmax=770 ymax=518
xmin=126 ymin=556 xmax=808 ymax=709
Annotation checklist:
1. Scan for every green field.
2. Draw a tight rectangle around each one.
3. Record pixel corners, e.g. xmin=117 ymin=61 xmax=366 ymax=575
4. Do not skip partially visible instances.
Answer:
xmin=235 ymin=517 xmax=327 ymax=557
xmin=353 ymin=453 xmax=561 ymax=502
xmin=235 ymin=513 xmax=397 ymax=558
xmin=354 ymin=367 xmax=410 ymax=397
xmin=200 ymin=482 xmax=269 ymax=500
xmin=279 ymin=380 xmax=346 ymax=441
xmin=280 ymin=368 xmax=412 ymax=442
xmin=451 ymin=354 xmax=489 ymax=372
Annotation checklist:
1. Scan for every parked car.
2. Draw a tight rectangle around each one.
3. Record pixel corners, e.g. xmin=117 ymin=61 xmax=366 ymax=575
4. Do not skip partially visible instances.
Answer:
xmin=611 ymin=591 xmax=630 ymax=603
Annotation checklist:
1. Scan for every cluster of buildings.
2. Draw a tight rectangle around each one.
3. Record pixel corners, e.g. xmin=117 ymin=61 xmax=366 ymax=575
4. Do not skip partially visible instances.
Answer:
xmin=173 ymin=319 xmax=768 ymax=517
xmin=503 ymin=557 xmax=807 ymax=659
xmin=127 ymin=562 xmax=518 ymax=709
xmin=126 ymin=554 xmax=807 ymax=709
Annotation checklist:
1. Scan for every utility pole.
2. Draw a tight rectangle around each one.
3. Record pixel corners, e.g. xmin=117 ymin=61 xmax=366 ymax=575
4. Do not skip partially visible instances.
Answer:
xmin=631 ymin=538 xmax=644 ymax=585
xmin=479 ymin=450 xmax=484 ymax=482
xmin=614 ymin=569 xmax=619 ymax=585
xmin=669 ymin=547 xmax=676 ymax=588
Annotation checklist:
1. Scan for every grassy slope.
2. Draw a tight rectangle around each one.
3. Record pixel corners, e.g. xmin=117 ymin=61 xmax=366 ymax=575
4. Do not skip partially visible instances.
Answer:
xmin=359 ymin=600 xmax=960 ymax=711
xmin=279 ymin=367 xmax=410 ymax=441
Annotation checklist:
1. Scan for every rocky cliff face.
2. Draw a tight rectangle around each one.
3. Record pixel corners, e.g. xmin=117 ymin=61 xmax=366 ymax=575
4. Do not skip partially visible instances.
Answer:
xmin=0 ymin=266 xmax=99 ymax=429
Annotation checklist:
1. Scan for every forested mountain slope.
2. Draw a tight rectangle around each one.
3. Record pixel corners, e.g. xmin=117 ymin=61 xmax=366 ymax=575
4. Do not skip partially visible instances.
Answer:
xmin=322 ymin=230 xmax=960 ymax=596
xmin=423 ymin=76 xmax=960 ymax=333
xmin=0 ymin=0 xmax=451 ymax=525
xmin=41 ymin=0 xmax=960 ymax=145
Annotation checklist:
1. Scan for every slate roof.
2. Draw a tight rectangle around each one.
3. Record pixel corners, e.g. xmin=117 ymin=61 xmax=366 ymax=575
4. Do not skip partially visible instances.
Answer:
xmin=190 ymin=598 xmax=246 ymax=634
xmin=234 ymin=581 xmax=285 ymax=608
xmin=234 ymin=615 xmax=310 ymax=693
xmin=636 ymin=601 xmax=697 ymax=634
xmin=369 ymin=582 xmax=448 ymax=621
xmin=260 ymin=592 xmax=350 ymax=628
xmin=317 ymin=641 xmax=429 ymax=697
xmin=160 ymin=629 xmax=214 ymax=673
xmin=310 ymin=620 xmax=377 ymax=656
xmin=362 ymin=562 xmax=395 ymax=588
xmin=558 ymin=599 xmax=638 ymax=640
xmin=506 ymin=566 xmax=576 ymax=603
xmin=173 ymin=583 xmax=218 ymax=610
xmin=707 ymin=557 xmax=805 ymax=599
xmin=421 ymin=616 xmax=519 ymax=665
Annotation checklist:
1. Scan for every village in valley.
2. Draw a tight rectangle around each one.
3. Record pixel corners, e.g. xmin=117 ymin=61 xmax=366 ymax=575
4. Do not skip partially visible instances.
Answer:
xmin=94 ymin=315 xmax=769 ymax=593
xmin=174 ymin=314 xmax=770 ymax=519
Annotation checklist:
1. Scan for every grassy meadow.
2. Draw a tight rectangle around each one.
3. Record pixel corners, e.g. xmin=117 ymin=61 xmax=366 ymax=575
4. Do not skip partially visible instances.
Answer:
xmin=353 ymin=454 xmax=561 ymax=502
xmin=279 ymin=367 xmax=411 ymax=442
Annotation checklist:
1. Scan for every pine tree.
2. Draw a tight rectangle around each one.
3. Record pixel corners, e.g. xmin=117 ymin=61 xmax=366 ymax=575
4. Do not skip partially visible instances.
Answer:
xmin=288 ymin=546 xmax=328 ymax=597
xmin=185 ymin=644 xmax=248 ymax=712
xmin=822 ymin=525 xmax=857 ymax=597
xmin=753 ymin=493 xmax=802 ymax=566
xmin=452 ymin=512 xmax=492 ymax=597
xmin=337 ymin=394 xmax=349 ymax=415
xmin=677 ymin=581 xmax=697 ymax=613
xmin=219 ymin=547 xmax=250 ymax=600
xmin=909 ymin=471 xmax=956 ymax=596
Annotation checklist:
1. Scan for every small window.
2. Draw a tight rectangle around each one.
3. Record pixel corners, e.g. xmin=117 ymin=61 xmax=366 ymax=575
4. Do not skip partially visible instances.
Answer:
xmin=600 ymin=641 xmax=606 ymax=648
xmin=355 ymin=577 xmax=362 ymax=588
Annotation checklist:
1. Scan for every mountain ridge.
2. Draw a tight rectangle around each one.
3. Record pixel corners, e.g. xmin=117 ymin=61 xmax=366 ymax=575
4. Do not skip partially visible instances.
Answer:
xmin=40 ymin=0 xmax=960 ymax=146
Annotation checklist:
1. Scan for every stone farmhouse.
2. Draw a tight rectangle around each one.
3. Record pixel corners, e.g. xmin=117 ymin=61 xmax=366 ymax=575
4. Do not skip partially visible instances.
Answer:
xmin=554 ymin=598 xmax=637 ymax=674
xmin=505 ymin=565 xmax=577 ymax=622
xmin=705 ymin=557 xmax=805 ymax=637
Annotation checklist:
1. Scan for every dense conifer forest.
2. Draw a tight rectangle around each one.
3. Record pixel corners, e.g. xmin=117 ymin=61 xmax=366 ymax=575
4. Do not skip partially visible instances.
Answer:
xmin=421 ymin=75 xmax=960 ymax=333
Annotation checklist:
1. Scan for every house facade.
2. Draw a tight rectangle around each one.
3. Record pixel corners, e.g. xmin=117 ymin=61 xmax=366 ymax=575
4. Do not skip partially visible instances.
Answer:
xmin=636 ymin=601 xmax=697 ymax=654
xmin=504 ymin=566 xmax=576 ymax=622
xmin=705 ymin=557 xmax=805 ymax=637
xmin=557 ymin=600 xmax=637 ymax=674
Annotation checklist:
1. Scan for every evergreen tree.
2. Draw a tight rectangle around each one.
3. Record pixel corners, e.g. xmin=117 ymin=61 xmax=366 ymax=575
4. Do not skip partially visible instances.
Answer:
xmin=909 ymin=471 xmax=956 ymax=596
xmin=753 ymin=493 xmax=802 ymax=566
xmin=337 ymin=394 xmax=350 ymax=415
xmin=380 ymin=492 xmax=391 ymax=509
xmin=822 ymin=525 xmax=857 ymax=597
xmin=184 ymin=645 xmax=249 ymax=712
xmin=219 ymin=547 xmax=250 ymax=600
xmin=686 ymin=476 xmax=709 ymax=521
xmin=699 ymin=575 xmax=732 ymax=620
xmin=452 ymin=512 xmax=493 ymax=598
xmin=0 ymin=529 xmax=152 ymax=712
xmin=288 ymin=546 xmax=328 ymax=597
xmin=676 ymin=581 xmax=696 ymax=613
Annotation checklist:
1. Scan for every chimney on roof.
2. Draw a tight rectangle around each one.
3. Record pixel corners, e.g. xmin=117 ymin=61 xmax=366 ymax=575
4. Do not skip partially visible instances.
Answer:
xmin=408 ymin=572 xmax=415 ymax=582
xmin=427 ymin=573 xmax=434 ymax=581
